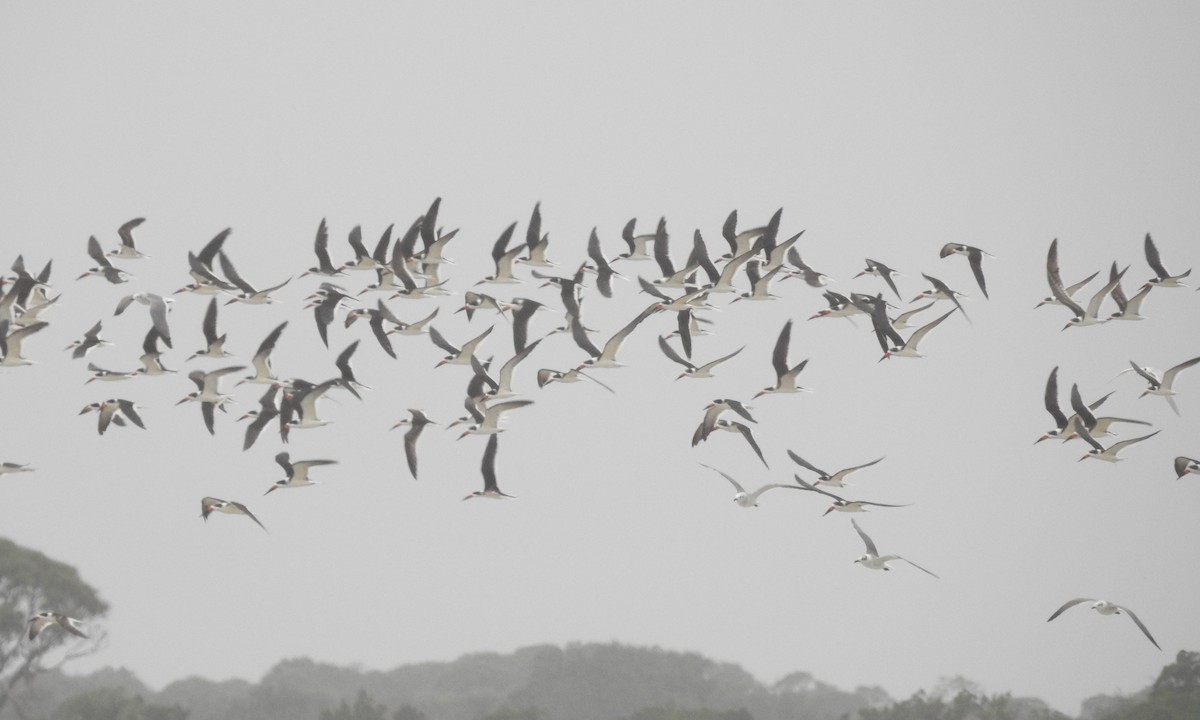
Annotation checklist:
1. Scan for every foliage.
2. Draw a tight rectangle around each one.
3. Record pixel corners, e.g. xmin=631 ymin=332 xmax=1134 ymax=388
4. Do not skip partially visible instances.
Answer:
xmin=622 ymin=707 xmax=755 ymax=720
xmin=320 ymin=690 xmax=390 ymax=720
xmin=854 ymin=687 xmax=1070 ymax=720
xmin=0 ymin=537 xmax=108 ymax=714
xmin=1095 ymin=651 xmax=1200 ymax=720
xmin=51 ymin=686 xmax=188 ymax=720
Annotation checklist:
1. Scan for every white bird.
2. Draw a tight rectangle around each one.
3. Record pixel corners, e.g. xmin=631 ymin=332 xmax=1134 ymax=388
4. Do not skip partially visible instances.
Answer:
xmin=27 ymin=612 xmax=88 ymax=641
xmin=266 ymin=452 xmax=337 ymax=493
xmin=1075 ymin=424 xmax=1160 ymax=463
xmin=0 ymin=319 xmax=48 ymax=367
xmin=851 ymin=518 xmax=938 ymax=577
xmin=1047 ymin=598 xmax=1159 ymax=650
xmin=114 ymin=292 xmax=173 ymax=347
xmin=698 ymin=463 xmax=798 ymax=508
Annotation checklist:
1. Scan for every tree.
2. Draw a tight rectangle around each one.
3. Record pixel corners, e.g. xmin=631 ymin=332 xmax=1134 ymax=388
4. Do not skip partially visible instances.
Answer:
xmin=319 ymin=690 xmax=391 ymax=720
xmin=1099 ymin=650 xmax=1200 ymax=720
xmin=51 ymin=686 xmax=188 ymax=720
xmin=0 ymin=537 xmax=108 ymax=715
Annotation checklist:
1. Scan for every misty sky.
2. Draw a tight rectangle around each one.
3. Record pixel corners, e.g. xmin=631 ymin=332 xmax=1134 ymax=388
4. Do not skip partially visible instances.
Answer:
xmin=2 ymin=2 xmax=1199 ymax=716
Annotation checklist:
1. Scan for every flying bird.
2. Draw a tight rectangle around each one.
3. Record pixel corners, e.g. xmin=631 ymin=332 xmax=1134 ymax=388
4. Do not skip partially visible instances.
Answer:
xmin=939 ymin=243 xmax=994 ymax=299
xmin=267 ymin=452 xmax=338 ymax=493
xmin=793 ymin=475 xmax=909 ymax=516
xmin=1142 ymin=232 xmax=1191 ymax=289
xmin=787 ymin=451 xmax=884 ymax=487
xmin=754 ymin=320 xmax=810 ymax=397
xmin=391 ymin=409 xmax=437 ymax=480
xmin=850 ymin=518 xmax=938 ymax=577
xmin=1047 ymin=598 xmax=1159 ymax=650
xmin=27 ymin=612 xmax=88 ymax=641
xmin=698 ymin=462 xmax=798 ymax=508
xmin=463 ymin=434 xmax=512 ymax=500
xmin=201 ymin=496 xmax=267 ymax=532
xmin=1126 ymin=355 xmax=1200 ymax=415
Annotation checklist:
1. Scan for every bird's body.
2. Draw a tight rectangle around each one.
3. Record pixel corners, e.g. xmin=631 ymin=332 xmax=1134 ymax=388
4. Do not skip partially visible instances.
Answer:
xmin=851 ymin=518 xmax=938 ymax=577
xmin=1047 ymin=598 xmax=1159 ymax=650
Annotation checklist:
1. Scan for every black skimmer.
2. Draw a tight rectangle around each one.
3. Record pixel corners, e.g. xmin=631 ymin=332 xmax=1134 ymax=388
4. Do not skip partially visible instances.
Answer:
xmin=1035 ymin=368 xmax=1119 ymax=443
xmin=201 ymin=496 xmax=267 ymax=532
xmin=108 ymin=217 xmax=150 ymax=259
xmin=267 ymin=451 xmax=338 ymax=493
xmin=878 ymin=307 xmax=958 ymax=361
xmin=808 ymin=290 xmax=862 ymax=321
xmin=753 ymin=320 xmax=809 ymax=397
xmin=519 ymin=202 xmax=555 ymax=268
xmin=783 ymin=246 xmax=833 ymax=288
xmin=188 ymin=298 xmax=234 ymax=360
xmin=787 ymin=451 xmax=884 ymax=488
xmin=65 ymin=321 xmax=111 ymax=359
xmin=1127 ymin=355 xmax=1200 ymax=415
xmin=1075 ymin=423 xmax=1160 ymax=463
xmin=114 ymin=292 xmax=173 ymax=348
xmin=343 ymin=224 xmax=390 ymax=272
xmin=939 ymin=243 xmax=994 ymax=299
xmin=585 ymin=228 xmax=625 ymax=298
xmin=391 ymin=409 xmax=437 ymax=480
xmin=463 ymin=434 xmax=511 ymax=500
xmin=656 ymin=335 xmax=743 ymax=380
xmin=913 ymin=273 xmax=970 ymax=322
xmin=27 ymin=612 xmax=88 ymax=641
xmin=456 ymin=291 xmax=509 ymax=322
xmin=1104 ymin=262 xmax=1153 ymax=321
xmin=238 ymin=322 xmax=288 ymax=386
xmin=78 ymin=236 xmax=131 ymax=284
xmin=1063 ymin=381 xmax=1152 ymax=443
xmin=0 ymin=462 xmax=34 ymax=475
xmin=281 ymin=378 xmax=340 ymax=432
xmin=1142 ymin=233 xmax=1191 ymax=289
xmin=889 ymin=302 xmax=934 ymax=330
xmin=731 ymin=261 xmax=784 ymax=302
xmin=501 ymin=298 xmax=546 ymax=353
xmin=456 ymin=399 xmax=534 ymax=439
xmin=690 ymin=398 xmax=756 ymax=447
xmin=612 ymin=217 xmax=663 ymax=264
xmin=1047 ymin=598 xmax=1159 ymax=650
xmin=334 ymin=340 xmax=369 ymax=399
xmin=719 ymin=208 xmax=778 ymax=260
xmin=488 ymin=339 xmax=543 ymax=399
xmin=1174 ymin=456 xmax=1200 ymax=479
xmin=85 ymin=362 xmax=139 ymax=383
xmin=535 ymin=367 xmax=615 ymax=394
xmin=792 ymin=475 xmax=908 ymax=516
xmin=219 ymin=251 xmax=290 ymax=305
xmin=0 ymin=319 xmax=48 ymax=367
xmin=179 ymin=229 xmax=235 ymax=294
xmin=178 ymin=365 xmax=245 ymax=434
xmin=702 ymin=245 xmax=758 ymax=295
xmin=476 ymin=222 xmax=524 ymax=285
xmin=430 ymin=325 xmax=494 ymax=368
xmin=345 ymin=301 xmax=402 ymax=358
xmin=79 ymin=398 xmax=145 ymax=435
xmin=854 ymin=258 xmax=902 ymax=299
xmin=1046 ymin=239 xmax=1124 ymax=329
xmin=709 ymin=419 xmax=768 ymax=468
xmin=300 ymin=219 xmax=347 ymax=277
xmin=851 ymin=518 xmax=938 ymax=577
xmin=240 ymin=384 xmax=281 ymax=451
xmin=1035 ymin=267 xmax=1099 ymax=309
xmin=574 ymin=302 xmax=662 ymax=370
xmin=310 ymin=282 xmax=357 ymax=347
xmin=698 ymin=462 xmax=798 ymax=508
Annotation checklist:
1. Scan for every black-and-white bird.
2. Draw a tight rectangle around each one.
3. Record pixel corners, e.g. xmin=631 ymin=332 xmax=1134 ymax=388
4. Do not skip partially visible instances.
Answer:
xmin=753 ymin=320 xmax=809 ymax=397
xmin=301 ymin=218 xmax=347 ymax=277
xmin=463 ymin=434 xmax=512 ymax=500
xmin=188 ymin=298 xmax=233 ymax=360
xmin=201 ymin=496 xmax=267 ymax=532
xmin=854 ymin=258 xmax=902 ymax=299
xmin=787 ymin=451 xmax=884 ymax=488
xmin=108 ymin=217 xmax=149 ymax=259
xmin=27 ymin=612 xmax=88 ymax=641
xmin=78 ymin=236 xmax=131 ymax=284
xmin=1126 ymin=355 xmax=1200 ymax=415
xmin=267 ymin=451 xmax=338 ymax=493
xmin=1142 ymin=232 xmax=1191 ymax=289
xmin=939 ymin=243 xmax=994 ymax=299
xmin=793 ymin=475 xmax=909 ymax=516
xmin=114 ymin=292 xmax=173 ymax=348
xmin=65 ymin=321 xmax=110 ymax=359
xmin=391 ymin=409 xmax=437 ymax=480
xmin=850 ymin=518 xmax=938 ymax=577
xmin=657 ymin=336 xmax=744 ymax=380
xmin=79 ymin=398 xmax=145 ymax=435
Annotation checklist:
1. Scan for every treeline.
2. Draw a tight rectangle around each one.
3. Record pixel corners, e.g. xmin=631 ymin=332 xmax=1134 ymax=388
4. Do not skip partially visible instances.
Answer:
xmin=3 ymin=643 xmax=1198 ymax=720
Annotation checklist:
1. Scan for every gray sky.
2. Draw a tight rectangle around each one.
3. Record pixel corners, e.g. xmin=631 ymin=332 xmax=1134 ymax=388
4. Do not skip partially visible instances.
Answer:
xmin=2 ymin=2 xmax=1199 ymax=715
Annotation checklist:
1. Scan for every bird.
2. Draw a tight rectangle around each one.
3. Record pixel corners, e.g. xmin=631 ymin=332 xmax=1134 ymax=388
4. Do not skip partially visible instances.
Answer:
xmin=939 ymin=243 xmax=994 ymax=299
xmin=391 ymin=409 xmax=437 ymax=480
xmin=85 ymin=362 xmax=139 ymax=383
xmin=698 ymin=462 xmax=798 ymax=507
xmin=177 ymin=365 xmax=246 ymax=434
xmin=219 ymin=251 xmax=291 ymax=305
xmin=611 ymin=217 xmax=663 ymax=264
xmin=310 ymin=283 xmax=357 ymax=348
xmin=0 ymin=319 xmax=48 ymax=366
xmin=709 ymin=419 xmax=769 ymax=468
xmin=430 ymin=325 xmax=494 ymax=368
xmin=877 ymin=307 xmax=958 ymax=361
xmin=850 ymin=518 xmax=938 ymax=577
xmin=188 ymin=298 xmax=234 ymax=360
xmin=1105 ymin=262 xmax=1153 ymax=321
xmin=457 ymin=399 xmax=534 ymax=439
xmin=1034 ymin=370 xmax=1141 ymax=444
xmin=787 ymin=451 xmax=884 ymax=488
xmin=239 ymin=384 xmax=281 ymax=451
xmin=334 ymin=340 xmax=369 ymax=399
xmin=574 ymin=302 xmax=662 ymax=370
xmin=1046 ymin=239 xmax=1126 ymax=329
xmin=266 ymin=452 xmax=338 ymax=493
xmin=238 ymin=321 xmax=288 ymax=386
xmin=200 ymin=496 xmax=267 ymax=532
xmin=584 ymin=227 xmax=625 ymax=298
xmin=108 ymin=217 xmax=150 ymax=259
xmin=79 ymin=398 xmax=145 ymax=435
xmin=300 ymin=219 xmax=347 ymax=277
xmin=1046 ymin=598 xmax=1159 ymax=650
xmin=78 ymin=236 xmax=131 ymax=284
xmin=1075 ymin=424 xmax=1160 ymax=463
xmin=65 ymin=321 xmax=111 ymax=359
xmin=136 ymin=327 xmax=175 ymax=376
xmin=1126 ymin=355 xmax=1200 ymax=415
xmin=1173 ymin=456 xmax=1199 ymax=479
xmin=1142 ymin=232 xmax=1191 ymax=289
xmin=854 ymin=258 xmax=902 ymax=299
xmin=1034 ymin=269 xmax=1100 ymax=309
xmin=0 ymin=462 xmax=34 ymax=475
xmin=792 ymin=475 xmax=909 ymax=516
xmin=753 ymin=320 xmax=810 ymax=397
xmin=113 ymin=292 xmax=173 ymax=348
xmin=783 ymin=246 xmax=834 ymax=288
xmin=463 ymin=434 xmax=512 ymax=500
xmin=913 ymin=273 xmax=970 ymax=322
xmin=27 ymin=612 xmax=88 ymax=641
xmin=535 ymin=367 xmax=615 ymax=394
xmin=476 ymin=222 xmax=524 ymax=284
xmin=656 ymin=336 xmax=744 ymax=380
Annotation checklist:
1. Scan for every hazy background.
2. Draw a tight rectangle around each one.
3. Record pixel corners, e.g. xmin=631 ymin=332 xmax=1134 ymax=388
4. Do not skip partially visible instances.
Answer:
xmin=2 ymin=2 xmax=1199 ymax=715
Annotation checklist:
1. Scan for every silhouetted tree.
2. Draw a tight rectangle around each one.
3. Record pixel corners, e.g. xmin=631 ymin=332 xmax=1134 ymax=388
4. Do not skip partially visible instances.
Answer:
xmin=320 ymin=690 xmax=389 ymax=720
xmin=1099 ymin=650 xmax=1200 ymax=720
xmin=51 ymin=686 xmax=188 ymax=720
